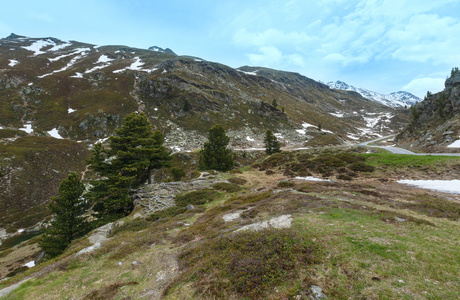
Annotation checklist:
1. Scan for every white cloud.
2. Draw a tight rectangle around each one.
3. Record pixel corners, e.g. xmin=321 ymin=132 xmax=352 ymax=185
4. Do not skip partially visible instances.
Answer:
xmin=247 ymin=46 xmax=283 ymax=66
xmin=402 ymin=77 xmax=445 ymax=98
xmin=234 ymin=28 xmax=313 ymax=48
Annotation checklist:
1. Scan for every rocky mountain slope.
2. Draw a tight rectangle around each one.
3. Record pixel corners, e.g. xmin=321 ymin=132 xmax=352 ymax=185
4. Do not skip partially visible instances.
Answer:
xmin=0 ymin=33 xmax=409 ymax=239
xmin=396 ymin=68 xmax=460 ymax=152
xmin=327 ymin=80 xmax=420 ymax=108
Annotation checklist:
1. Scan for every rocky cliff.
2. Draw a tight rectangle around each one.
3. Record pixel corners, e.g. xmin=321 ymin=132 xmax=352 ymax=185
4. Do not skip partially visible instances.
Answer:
xmin=396 ymin=68 xmax=460 ymax=152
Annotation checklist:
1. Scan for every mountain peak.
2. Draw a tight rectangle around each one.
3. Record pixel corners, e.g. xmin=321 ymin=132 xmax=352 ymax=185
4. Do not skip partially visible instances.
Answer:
xmin=5 ymin=33 xmax=27 ymax=40
xmin=327 ymin=80 xmax=420 ymax=108
xmin=148 ymin=46 xmax=176 ymax=55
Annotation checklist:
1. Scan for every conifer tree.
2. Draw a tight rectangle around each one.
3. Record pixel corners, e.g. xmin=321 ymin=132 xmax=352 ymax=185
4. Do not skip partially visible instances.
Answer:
xmin=199 ymin=124 xmax=233 ymax=171
xmin=264 ymin=129 xmax=281 ymax=155
xmin=88 ymin=112 xmax=171 ymax=221
xmin=39 ymin=172 xmax=89 ymax=258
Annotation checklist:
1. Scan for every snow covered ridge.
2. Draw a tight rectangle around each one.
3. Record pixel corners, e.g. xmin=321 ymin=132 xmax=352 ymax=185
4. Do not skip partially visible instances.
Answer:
xmin=327 ymin=81 xmax=420 ymax=108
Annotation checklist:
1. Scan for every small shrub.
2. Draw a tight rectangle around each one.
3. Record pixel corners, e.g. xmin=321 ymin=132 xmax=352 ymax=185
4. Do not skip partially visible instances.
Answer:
xmin=212 ymin=182 xmax=240 ymax=193
xmin=335 ymin=152 xmax=365 ymax=164
xmin=175 ymin=190 xmax=219 ymax=207
xmin=227 ymin=177 xmax=247 ymax=185
xmin=190 ymin=170 xmax=201 ymax=179
xmin=348 ymin=161 xmax=375 ymax=172
xmin=277 ymin=180 xmax=295 ymax=188
xmin=337 ymin=174 xmax=353 ymax=181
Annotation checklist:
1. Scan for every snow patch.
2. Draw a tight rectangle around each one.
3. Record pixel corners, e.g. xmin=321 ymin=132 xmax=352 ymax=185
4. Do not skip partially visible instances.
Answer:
xmin=68 ymin=108 xmax=76 ymax=113
xmin=8 ymin=59 xmax=18 ymax=67
xmin=22 ymin=39 xmax=55 ymax=56
xmin=447 ymin=137 xmax=460 ymax=148
xmin=238 ymin=70 xmax=258 ymax=76
xmin=246 ymin=136 xmax=255 ymax=142
xmin=48 ymin=42 xmax=72 ymax=52
xmin=19 ymin=123 xmax=33 ymax=133
xmin=23 ymin=261 xmax=35 ymax=268
xmin=97 ymin=54 xmax=113 ymax=63
xmin=71 ymin=72 xmax=84 ymax=78
xmin=330 ymin=112 xmax=344 ymax=118
xmin=296 ymin=129 xmax=306 ymax=135
xmin=113 ymin=57 xmax=144 ymax=73
xmin=18 ymin=229 xmax=24 ymax=233
xmin=39 ymin=48 xmax=90 ymax=78
xmin=397 ymin=180 xmax=460 ymax=195
xmin=302 ymin=122 xmax=316 ymax=129
xmin=294 ymin=176 xmax=331 ymax=182
xmin=47 ymin=128 xmax=63 ymax=139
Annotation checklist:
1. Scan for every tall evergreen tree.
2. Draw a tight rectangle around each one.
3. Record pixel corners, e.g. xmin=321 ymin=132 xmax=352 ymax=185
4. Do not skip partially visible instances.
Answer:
xmin=199 ymin=124 xmax=233 ymax=171
xmin=39 ymin=172 xmax=89 ymax=258
xmin=264 ymin=130 xmax=281 ymax=155
xmin=88 ymin=112 xmax=171 ymax=221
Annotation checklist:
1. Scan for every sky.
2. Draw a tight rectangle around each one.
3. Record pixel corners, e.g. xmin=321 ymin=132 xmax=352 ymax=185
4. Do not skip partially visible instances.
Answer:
xmin=1 ymin=0 xmax=460 ymax=98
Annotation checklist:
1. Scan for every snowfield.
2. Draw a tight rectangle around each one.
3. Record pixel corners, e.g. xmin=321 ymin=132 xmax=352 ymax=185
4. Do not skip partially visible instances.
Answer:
xmin=397 ymin=180 xmax=460 ymax=195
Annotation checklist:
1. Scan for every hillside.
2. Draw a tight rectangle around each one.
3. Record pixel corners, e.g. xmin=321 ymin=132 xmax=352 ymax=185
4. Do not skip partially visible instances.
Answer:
xmin=0 ymin=149 xmax=459 ymax=299
xmin=396 ymin=68 xmax=460 ymax=152
xmin=0 ymin=34 xmax=413 ymax=237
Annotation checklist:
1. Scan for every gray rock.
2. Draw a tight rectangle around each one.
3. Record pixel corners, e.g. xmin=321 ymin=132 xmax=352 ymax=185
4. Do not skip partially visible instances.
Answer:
xmin=186 ymin=204 xmax=195 ymax=210
xmin=309 ymin=285 xmax=327 ymax=299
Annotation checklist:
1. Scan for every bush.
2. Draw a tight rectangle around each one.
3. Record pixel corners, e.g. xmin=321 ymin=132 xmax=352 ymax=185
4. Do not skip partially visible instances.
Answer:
xmin=335 ymin=152 xmax=365 ymax=164
xmin=171 ymin=167 xmax=186 ymax=181
xmin=277 ymin=180 xmax=295 ymax=188
xmin=174 ymin=190 xmax=219 ymax=207
xmin=348 ymin=161 xmax=375 ymax=172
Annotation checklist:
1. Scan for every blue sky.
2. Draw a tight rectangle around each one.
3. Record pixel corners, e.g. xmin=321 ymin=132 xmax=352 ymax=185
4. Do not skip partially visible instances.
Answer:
xmin=1 ymin=0 xmax=460 ymax=98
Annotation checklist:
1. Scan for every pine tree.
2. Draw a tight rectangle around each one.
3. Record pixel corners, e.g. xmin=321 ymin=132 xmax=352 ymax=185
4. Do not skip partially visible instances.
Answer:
xmin=39 ymin=172 xmax=89 ymax=258
xmin=272 ymin=99 xmax=278 ymax=109
xmin=264 ymin=130 xmax=281 ymax=155
xmin=88 ymin=112 xmax=171 ymax=221
xmin=199 ymin=124 xmax=233 ymax=171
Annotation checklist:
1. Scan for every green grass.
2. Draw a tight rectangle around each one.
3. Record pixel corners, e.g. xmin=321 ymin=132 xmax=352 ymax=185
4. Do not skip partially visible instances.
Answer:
xmin=362 ymin=152 xmax=460 ymax=167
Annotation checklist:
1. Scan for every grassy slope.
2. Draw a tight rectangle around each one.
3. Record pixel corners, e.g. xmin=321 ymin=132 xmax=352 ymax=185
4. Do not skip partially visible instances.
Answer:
xmin=1 ymin=150 xmax=459 ymax=299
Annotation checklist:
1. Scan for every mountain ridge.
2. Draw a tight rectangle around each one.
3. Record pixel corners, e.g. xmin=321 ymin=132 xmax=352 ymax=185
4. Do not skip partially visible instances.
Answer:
xmin=327 ymin=80 xmax=420 ymax=108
